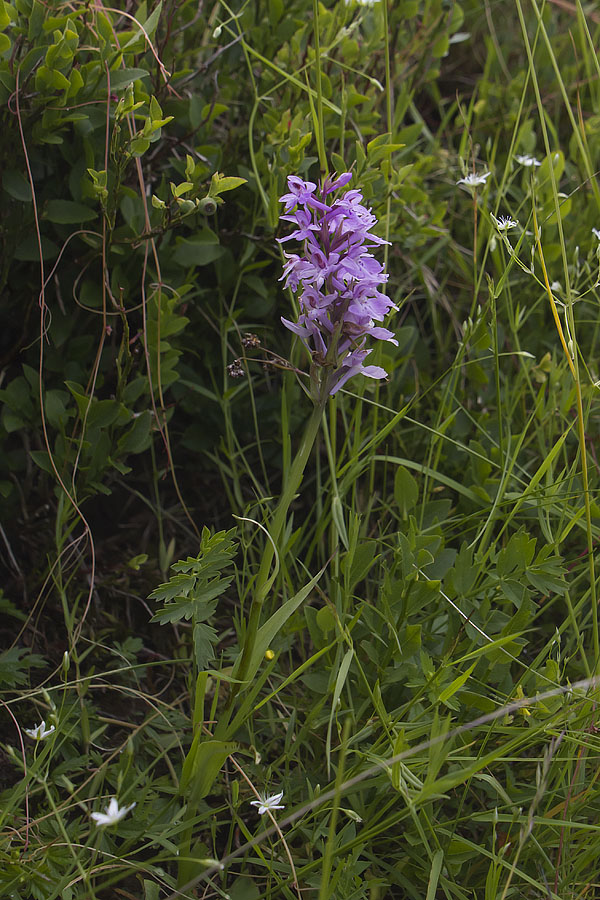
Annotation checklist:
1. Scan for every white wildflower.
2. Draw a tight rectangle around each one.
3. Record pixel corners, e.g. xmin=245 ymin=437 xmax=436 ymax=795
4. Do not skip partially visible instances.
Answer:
xmin=592 ymin=228 xmax=600 ymax=241
xmin=90 ymin=798 xmax=136 ymax=827
xmin=456 ymin=171 xmax=491 ymax=187
xmin=24 ymin=721 xmax=55 ymax=741
xmin=515 ymin=154 xmax=542 ymax=167
xmin=250 ymin=790 xmax=285 ymax=815
xmin=491 ymin=214 xmax=518 ymax=231
xmin=198 ymin=858 xmax=225 ymax=870
xmin=550 ymin=281 xmax=561 ymax=293
xmin=345 ymin=0 xmax=379 ymax=5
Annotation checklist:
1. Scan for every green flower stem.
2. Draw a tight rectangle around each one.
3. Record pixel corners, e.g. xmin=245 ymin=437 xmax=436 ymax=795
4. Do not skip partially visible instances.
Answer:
xmin=223 ymin=396 xmax=327 ymax=727
xmin=312 ymin=0 xmax=327 ymax=175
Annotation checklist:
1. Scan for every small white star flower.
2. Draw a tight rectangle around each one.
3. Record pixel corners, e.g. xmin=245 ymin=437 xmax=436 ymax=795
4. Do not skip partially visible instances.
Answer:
xmin=250 ymin=790 xmax=285 ymax=815
xmin=592 ymin=228 xmax=600 ymax=241
xmin=491 ymin=214 xmax=518 ymax=231
xmin=24 ymin=721 xmax=55 ymax=741
xmin=457 ymin=171 xmax=491 ymax=187
xmin=515 ymin=154 xmax=542 ymax=167
xmin=550 ymin=281 xmax=561 ymax=293
xmin=90 ymin=798 xmax=136 ymax=827
xmin=198 ymin=858 xmax=225 ymax=870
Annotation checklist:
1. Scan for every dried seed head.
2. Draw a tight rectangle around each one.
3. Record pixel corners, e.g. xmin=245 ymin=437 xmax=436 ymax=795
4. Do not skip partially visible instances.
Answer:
xmin=242 ymin=332 xmax=261 ymax=349
xmin=227 ymin=360 xmax=245 ymax=378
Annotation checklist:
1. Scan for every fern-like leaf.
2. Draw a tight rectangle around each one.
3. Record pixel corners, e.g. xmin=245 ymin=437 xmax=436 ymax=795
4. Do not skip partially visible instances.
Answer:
xmin=148 ymin=527 xmax=237 ymax=666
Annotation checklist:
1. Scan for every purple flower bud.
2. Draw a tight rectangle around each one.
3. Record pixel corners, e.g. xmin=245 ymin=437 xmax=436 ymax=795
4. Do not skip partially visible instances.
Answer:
xmin=321 ymin=171 xmax=354 ymax=195
xmin=279 ymin=172 xmax=396 ymax=395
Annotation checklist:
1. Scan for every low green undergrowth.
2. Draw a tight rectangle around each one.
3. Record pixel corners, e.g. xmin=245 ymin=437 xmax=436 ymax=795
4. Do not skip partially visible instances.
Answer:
xmin=2 ymin=0 xmax=600 ymax=898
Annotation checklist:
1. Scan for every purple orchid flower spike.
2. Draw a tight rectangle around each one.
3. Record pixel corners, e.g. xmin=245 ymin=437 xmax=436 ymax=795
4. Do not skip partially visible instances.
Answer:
xmin=278 ymin=172 xmax=396 ymax=397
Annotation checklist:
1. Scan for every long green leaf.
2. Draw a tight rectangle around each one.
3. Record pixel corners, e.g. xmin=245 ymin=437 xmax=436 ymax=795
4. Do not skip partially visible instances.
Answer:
xmin=425 ymin=849 xmax=444 ymax=900
xmin=326 ymin=647 xmax=353 ymax=775
xmin=245 ymin=561 xmax=328 ymax=683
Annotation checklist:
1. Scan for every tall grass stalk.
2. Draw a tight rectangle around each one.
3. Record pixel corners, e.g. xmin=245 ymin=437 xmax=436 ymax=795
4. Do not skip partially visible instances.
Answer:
xmin=516 ymin=0 xmax=598 ymax=670
xmin=223 ymin=398 xmax=327 ymax=728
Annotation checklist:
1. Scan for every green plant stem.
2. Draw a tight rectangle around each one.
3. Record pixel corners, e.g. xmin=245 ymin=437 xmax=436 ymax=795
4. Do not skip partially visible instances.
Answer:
xmin=368 ymin=0 xmax=392 ymax=499
xmin=382 ymin=0 xmax=392 ymax=271
xmin=224 ymin=398 xmax=326 ymax=727
xmin=313 ymin=0 xmax=327 ymax=174
xmin=318 ymin=717 xmax=349 ymax=900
